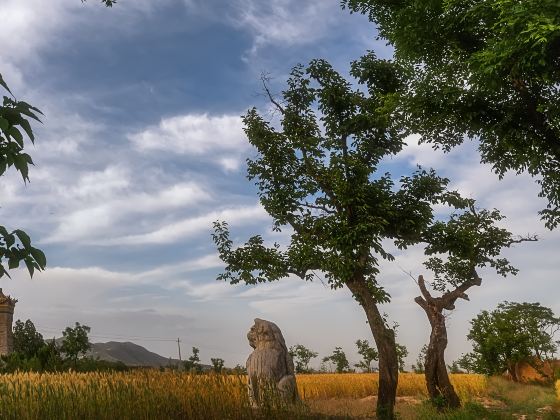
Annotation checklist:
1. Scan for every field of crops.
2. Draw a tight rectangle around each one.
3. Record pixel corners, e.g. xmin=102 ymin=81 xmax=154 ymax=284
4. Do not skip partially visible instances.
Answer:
xmin=0 ymin=371 xmax=489 ymax=419
xmin=297 ymin=373 xmax=487 ymax=401
xmin=556 ymin=380 xmax=560 ymax=400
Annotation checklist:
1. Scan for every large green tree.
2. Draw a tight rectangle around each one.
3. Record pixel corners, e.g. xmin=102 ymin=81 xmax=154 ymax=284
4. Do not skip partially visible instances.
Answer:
xmin=461 ymin=301 xmax=560 ymax=381
xmin=343 ymin=0 xmax=560 ymax=228
xmin=212 ymin=57 xmax=469 ymax=419
xmin=12 ymin=319 xmax=45 ymax=359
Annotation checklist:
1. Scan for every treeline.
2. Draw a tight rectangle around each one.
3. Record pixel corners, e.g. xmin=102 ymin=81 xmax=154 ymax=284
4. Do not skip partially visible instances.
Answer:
xmin=2 ymin=319 xmax=127 ymax=373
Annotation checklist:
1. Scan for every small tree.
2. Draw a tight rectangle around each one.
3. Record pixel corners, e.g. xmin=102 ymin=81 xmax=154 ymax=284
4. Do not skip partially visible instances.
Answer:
xmin=60 ymin=323 xmax=91 ymax=367
xmin=464 ymin=302 xmax=560 ymax=382
xmin=354 ymin=339 xmax=378 ymax=373
xmin=230 ymin=364 xmax=247 ymax=375
xmin=289 ymin=344 xmax=318 ymax=373
xmin=447 ymin=361 xmax=462 ymax=374
xmin=210 ymin=357 xmax=224 ymax=374
xmin=322 ymin=347 xmax=350 ymax=374
xmin=412 ymin=345 xmax=428 ymax=374
xmin=414 ymin=204 xmax=534 ymax=408
xmin=13 ymin=319 xmax=44 ymax=359
xmin=395 ymin=343 xmax=408 ymax=373
xmin=184 ymin=347 xmax=202 ymax=373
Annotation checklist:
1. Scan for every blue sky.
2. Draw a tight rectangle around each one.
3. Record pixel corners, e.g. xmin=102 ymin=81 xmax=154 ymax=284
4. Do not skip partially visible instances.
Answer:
xmin=1 ymin=0 xmax=559 ymax=369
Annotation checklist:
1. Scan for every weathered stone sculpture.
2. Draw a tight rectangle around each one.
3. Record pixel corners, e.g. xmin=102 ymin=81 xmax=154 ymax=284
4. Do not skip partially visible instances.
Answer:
xmin=246 ymin=318 xmax=298 ymax=406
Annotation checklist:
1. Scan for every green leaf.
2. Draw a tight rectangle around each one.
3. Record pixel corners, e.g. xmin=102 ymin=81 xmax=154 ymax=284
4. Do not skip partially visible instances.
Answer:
xmin=0 ymin=264 xmax=11 ymax=279
xmin=17 ymin=118 xmax=34 ymax=143
xmin=8 ymin=126 xmax=23 ymax=148
xmin=30 ymin=247 xmax=47 ymax=269
xmin=14 ymin=229 xmax=31 ymax=249
xmin=24 ymin=258 xmax=35 ymax=278
xmin=8 ymin=257 xmax=19 ymax=270
xmin=0 ymin=74 xmax=13 ymax=97
xmin=0 ymin=117 xmax=8 ymax=132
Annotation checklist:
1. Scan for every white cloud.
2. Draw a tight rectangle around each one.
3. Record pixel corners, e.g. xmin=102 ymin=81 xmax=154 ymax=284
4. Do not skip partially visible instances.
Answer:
xmin=103 ymin=203 xmax=269 ymax=246
xmin=232 ymin=0 xmax=338 ymax=55
xmin=45 ymin=179 xmax=212 ymax=244
xmin=130 ymin=113 xmax=247 ymax=154
xmin=129 ymin=113 xmax=250 ymax=171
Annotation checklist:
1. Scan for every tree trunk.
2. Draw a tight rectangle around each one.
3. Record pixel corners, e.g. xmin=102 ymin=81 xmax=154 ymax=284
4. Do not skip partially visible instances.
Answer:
xmin=415 ymin=273 xmax=482 ymax=410
xmin=347 ymin=280 xmax=399 ymax=420
xmin=420 ymin=305 xmax=461 ymax=409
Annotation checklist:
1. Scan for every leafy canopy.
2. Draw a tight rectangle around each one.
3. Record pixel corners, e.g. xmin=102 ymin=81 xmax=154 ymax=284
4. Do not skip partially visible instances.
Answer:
xmin=13 ymin=319 xmax=45 ymax=359
xmin=422 ymin=204 xmax=529 ymax=293
xmin=213 ymin=56 xmax=468 ymax=304
xmin=342 ymin=0 xmax=560 ymax=228
xmin=461 ymin=301 xmax=560 ymax=376
xmin=60 ymin=322 xmax=91 ymax=363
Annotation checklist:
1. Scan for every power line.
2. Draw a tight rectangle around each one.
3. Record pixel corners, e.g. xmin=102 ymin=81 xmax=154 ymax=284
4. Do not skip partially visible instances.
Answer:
xmin=35 ymin=325 xmax=178 ymax=342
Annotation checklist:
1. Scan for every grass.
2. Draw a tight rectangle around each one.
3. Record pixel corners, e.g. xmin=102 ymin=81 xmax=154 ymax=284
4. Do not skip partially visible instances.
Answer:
xmin=0 ymin=371 xmax=555 ymax=419
xmin=305 ymin=375 xmax=560 ymax=419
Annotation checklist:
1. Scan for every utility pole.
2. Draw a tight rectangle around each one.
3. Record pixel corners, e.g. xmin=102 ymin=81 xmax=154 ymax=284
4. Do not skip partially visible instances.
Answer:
xmin=177 ymin=338 xmax=183 ymax=371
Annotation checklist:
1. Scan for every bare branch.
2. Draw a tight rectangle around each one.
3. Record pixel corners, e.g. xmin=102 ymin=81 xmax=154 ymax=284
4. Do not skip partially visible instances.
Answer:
xmin=418 ymin=275 xmax=433 ymax=302
xmin=301 ymin=202 xmax=337 ymax=214
xmin=261 ymin=72 xmax=285 ymax=115
xmin=507 ymin=234 xmax=538 ymax=246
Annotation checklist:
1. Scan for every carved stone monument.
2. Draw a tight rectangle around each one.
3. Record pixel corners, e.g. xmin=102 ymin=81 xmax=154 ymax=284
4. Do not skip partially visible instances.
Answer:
xmin=246 ymin=318 xmax=298 ymax=406
xmin=0 ymin=289 xmax=16 ymax=355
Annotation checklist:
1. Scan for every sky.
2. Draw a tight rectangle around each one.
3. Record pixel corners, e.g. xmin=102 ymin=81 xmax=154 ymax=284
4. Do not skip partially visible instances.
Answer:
xmin=0 ymin=0 xmax=558 ymax=370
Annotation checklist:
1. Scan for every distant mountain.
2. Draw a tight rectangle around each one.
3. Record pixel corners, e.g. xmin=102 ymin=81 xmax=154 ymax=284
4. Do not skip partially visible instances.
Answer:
xmin=87 ymin=341 xmax=180 ymax=367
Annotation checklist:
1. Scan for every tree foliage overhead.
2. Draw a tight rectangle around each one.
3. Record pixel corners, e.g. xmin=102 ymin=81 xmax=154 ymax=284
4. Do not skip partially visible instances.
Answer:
xmin=461 ymin=301 xmax=560 ymax=380
xmin=342 ymin=0 xmax=560 ymax=228
xmin=0 ymin=77 xmax=47 ymax=279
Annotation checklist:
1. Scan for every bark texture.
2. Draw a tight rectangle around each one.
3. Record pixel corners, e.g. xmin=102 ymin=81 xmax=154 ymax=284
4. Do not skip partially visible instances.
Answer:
xmin=347 ymin=279 xmax=399 ymax=420
xmin=246 ymin=318 xmax=298 ymax=406
xmin=414 ymin=273 xmax=482 ymax=409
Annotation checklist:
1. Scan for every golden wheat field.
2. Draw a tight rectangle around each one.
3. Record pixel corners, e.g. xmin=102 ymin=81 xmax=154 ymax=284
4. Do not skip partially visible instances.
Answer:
xmin=297 ymin=373 xmax=487 ymax=401
xmin=0 ymin=371 xmax=489 ymax=419
xmin=556 ymin=380 xmax=560 ymax=400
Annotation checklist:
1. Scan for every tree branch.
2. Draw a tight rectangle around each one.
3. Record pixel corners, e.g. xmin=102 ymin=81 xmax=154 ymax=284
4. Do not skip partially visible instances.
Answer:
xmin=418 ymin=275 xmax=433 ymax=302
xmin=261 ymin=73 xmax=285 ymax=115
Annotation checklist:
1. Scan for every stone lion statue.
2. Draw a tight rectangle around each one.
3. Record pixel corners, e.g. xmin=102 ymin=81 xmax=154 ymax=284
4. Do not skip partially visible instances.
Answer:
xmin=246 ymin=318 xmax=298 ymax=406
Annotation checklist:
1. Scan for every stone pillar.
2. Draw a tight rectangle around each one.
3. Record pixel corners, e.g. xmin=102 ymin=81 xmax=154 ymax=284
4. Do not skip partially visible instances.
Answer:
xmin=0 ymin=289 xmax=17 ymax=355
